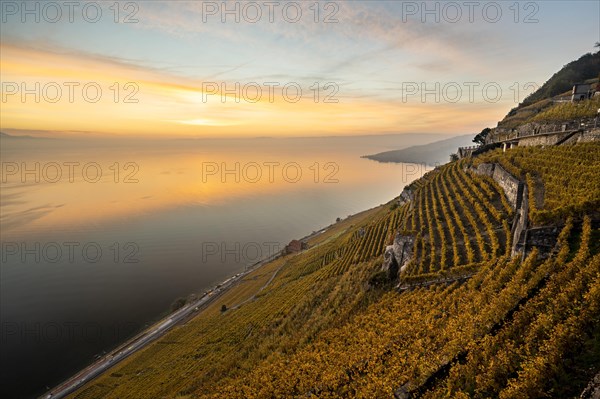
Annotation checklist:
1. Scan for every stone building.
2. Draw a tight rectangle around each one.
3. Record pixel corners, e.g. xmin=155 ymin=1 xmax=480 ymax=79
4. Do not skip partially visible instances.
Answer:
xmin=284 ymin=239 xmax=308 ymax=254
xmin=572 ymin=83 xmax=593 ymax=102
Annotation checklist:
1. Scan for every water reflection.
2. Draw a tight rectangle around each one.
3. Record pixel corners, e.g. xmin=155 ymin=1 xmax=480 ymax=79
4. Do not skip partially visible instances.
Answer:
xmin=0 ymin=135 xmax=434 ymax=398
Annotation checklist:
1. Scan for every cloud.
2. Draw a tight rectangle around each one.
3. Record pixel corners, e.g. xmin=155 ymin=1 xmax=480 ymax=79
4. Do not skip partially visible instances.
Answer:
xmin=0 ymin=204 xmax=56 ymax=230
xmin=133 ymin=1 xmax=495 ymax=75
xmin=174 ymin=118 xmax=242 ymax=127
xmin=0 ymin=190 xmax=28 ymax=207
xmin=0 ymin=29 xmax=510 ymax=138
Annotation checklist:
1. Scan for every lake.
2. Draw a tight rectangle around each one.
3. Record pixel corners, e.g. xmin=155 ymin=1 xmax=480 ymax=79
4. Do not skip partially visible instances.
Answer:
xmin=0 ymin=134 xmax=443 ymax=398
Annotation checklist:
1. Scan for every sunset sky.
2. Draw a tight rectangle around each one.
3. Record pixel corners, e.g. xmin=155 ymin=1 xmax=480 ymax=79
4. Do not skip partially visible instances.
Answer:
xmin=1 ymin=0 xmax=598 ymax=138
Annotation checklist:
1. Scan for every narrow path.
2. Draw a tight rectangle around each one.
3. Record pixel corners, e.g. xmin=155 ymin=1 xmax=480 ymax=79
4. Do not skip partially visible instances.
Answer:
xmin=230 ymin=261 xmax=287 ymax=310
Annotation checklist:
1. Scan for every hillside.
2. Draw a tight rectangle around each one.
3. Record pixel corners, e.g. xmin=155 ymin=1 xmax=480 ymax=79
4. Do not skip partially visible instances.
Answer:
xmin=520 ymin=51 xmax=599 ymax=108
xmin=475 ymin=144 xmax=600 ymax=224
xmin=68 ymin=142 xmax=600 ymax=399
xmin=494 ymin=50 xmax=599 ymax=130
xmin=362 ymin=134 xmax=473 ymax=166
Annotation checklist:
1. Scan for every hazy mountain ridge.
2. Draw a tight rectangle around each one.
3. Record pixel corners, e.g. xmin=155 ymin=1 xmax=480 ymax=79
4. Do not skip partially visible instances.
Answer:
xmin=0 ymin=131 xmax=52 ymax=140
xmin=362 ymin=134 xmax=474 ymax=165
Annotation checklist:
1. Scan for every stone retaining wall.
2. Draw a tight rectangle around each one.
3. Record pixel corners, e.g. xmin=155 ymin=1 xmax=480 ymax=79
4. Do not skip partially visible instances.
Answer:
xmin=471 ymin=162 xmax=559 ymax=259
xmin=473 ymin=163 xmax=523 ymax=209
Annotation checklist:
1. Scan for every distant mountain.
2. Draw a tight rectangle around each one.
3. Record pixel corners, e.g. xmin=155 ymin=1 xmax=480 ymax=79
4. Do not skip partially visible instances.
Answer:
xmin=0 ymin=132 xmax=51 ymax=140
xmin=362 ymin=134 xmax=473 ymax=166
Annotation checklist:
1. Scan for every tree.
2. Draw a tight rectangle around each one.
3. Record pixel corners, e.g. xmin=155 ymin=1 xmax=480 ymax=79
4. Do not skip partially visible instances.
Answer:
xmin=473 ymin=127 xmax=492 ymax=146
xmin=221 ymin=304 xmax=227 ymax=313
xmin=450 ymin=153 xmax=459 ymax=162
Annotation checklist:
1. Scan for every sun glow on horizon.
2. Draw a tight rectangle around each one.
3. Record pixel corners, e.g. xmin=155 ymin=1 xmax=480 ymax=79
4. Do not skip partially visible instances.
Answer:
xmin=1 ymin=1 xmax=598 ymax=138
xmin=1 ymin=41 xmax=507 ymax=138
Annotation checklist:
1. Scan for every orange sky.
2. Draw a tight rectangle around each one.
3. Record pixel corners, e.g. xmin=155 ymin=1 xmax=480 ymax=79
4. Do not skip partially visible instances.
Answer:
xmin=1 ymin=42 xmax=505 ymax=138
xmin=1 ymin=1 xmax=598 ymax=138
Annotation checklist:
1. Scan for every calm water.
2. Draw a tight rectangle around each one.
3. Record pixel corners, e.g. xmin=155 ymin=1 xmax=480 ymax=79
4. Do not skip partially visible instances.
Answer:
xmin=0 ymin=134 xmax=443 ymax=398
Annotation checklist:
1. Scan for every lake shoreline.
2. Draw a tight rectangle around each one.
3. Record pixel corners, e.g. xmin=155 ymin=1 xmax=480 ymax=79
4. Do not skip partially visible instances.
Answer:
xmin=41 ymin=203 xmax=386 ymax=399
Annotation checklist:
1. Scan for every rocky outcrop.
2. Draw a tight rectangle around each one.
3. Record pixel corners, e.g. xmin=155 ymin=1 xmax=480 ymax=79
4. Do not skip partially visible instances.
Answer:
xmin=394 ymin=384 xmax=412 ymax=399
xmin=399 ymin=186 xmax=414 ymax=205
xmin=580 ymin=372 xmax=600 ymax=399
xmin=382 ymin=233 xmax=415 ymax=280
xmin=382 ymin=246 xmax=399 ymax=280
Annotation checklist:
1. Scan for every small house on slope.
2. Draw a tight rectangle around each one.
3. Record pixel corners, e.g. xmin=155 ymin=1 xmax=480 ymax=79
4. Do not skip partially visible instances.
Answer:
xmin=572 ymin=83 xmax=593 ymax=102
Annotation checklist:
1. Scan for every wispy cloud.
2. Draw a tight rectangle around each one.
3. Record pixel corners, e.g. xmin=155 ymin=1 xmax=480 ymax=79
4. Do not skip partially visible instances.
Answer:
xmin=134 ymin=1 xmax=496 ymax=76
xmin=4 ymin=0 xmax=596 ymax=137
xmin=0 ymin=38 xmax=513 ymax=137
